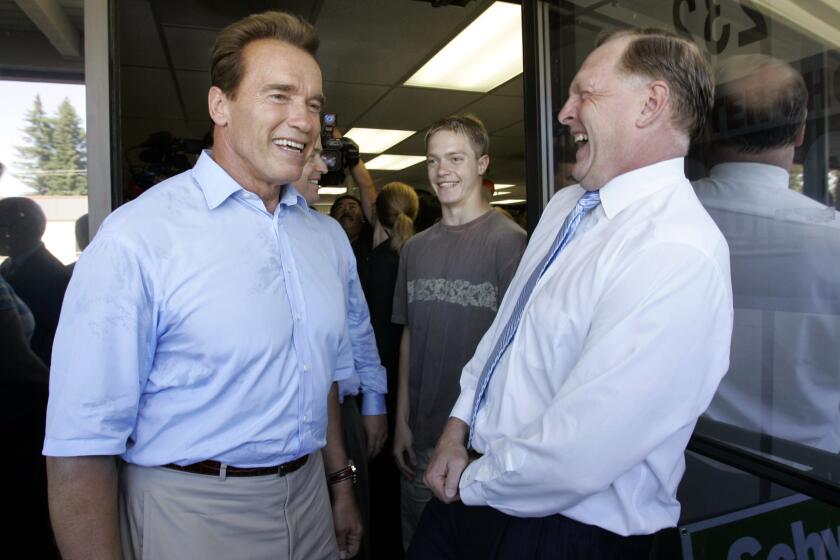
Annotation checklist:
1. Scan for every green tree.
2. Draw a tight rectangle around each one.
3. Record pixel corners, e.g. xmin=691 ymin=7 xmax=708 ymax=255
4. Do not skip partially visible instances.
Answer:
xmin=14 ymin=95 xmax=87 ymax=195
xmin=14 ymin=94 xmax=54 ymax=194
xmin=46 ymin=98 xmax=87 ymax=195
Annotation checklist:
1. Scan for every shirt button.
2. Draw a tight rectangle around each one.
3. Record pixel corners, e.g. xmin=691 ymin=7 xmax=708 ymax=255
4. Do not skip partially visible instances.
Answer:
xmin=295 ymin=314 xmax=302 ymax=321
xmin=303 ymin=364 xmax=310 ymax=372
xmin=303 ymin=415 xmax=308 ymax=422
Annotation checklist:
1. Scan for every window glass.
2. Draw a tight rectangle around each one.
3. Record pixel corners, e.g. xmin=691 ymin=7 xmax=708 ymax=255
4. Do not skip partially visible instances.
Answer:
xmin=543 ymin=0 xmax=840 ymax=518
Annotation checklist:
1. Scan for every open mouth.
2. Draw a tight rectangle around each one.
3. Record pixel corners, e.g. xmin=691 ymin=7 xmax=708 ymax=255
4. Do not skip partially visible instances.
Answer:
xmin=573 ymin=133 xmax=588 ymax=145
xmin=273 ymin=138 xmax=305 ymax=154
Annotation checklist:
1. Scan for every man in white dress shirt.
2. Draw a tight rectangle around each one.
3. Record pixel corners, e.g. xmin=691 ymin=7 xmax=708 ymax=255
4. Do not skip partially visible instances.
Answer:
xmin=409 ymin=28 xmax=733 ymax=559
xmin=695 ymin=55 xmax=840 ymax=452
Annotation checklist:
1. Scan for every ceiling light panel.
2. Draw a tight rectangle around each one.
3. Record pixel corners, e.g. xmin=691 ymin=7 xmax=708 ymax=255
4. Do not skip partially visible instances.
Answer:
xmin=319 ymin=187 xmax=347 ymax=195
xmin=365 ymin=155 xmax=428 ymax=171
xmin=345 ymin=128 xmax=415 ymax=154
xmin=491 ymin=198 xmax=526 ymax=205
xmin=405 ymin=2 xmax=523 ymax=93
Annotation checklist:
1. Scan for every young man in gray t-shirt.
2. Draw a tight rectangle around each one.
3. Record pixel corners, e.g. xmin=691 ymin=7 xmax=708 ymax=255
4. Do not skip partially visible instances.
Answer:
xmin=391 ymin=115 xmax=526 ymax=549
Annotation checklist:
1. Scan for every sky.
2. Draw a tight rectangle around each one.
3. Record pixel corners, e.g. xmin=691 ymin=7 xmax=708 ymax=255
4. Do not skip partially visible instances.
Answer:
xmin=0 ymin=80 xmax=86 ymax=195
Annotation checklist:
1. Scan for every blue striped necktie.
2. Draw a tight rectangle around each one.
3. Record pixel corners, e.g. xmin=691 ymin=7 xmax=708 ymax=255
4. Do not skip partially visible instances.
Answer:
xmin=467 ymin=190 xmax=602 ymax=448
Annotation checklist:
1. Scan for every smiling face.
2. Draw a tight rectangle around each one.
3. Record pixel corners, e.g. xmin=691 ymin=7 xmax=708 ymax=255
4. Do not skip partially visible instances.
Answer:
xmin=292 ymin=138 xmax=327 ymax=205
xmin=426 ymin=130 xmax=489 ymax=210
xmin=209 ymin=38 xmax=323 ymax=193
xmin=330 ymin=197 xmax=364 ymax=241
xmin=557 ymin=36 xmax=648 ymax=190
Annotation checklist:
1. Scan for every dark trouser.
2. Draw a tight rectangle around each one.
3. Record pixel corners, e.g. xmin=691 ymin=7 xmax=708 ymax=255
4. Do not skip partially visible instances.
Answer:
xmin=341 ymin=397 xmax=370 ymax=560
xmin=407 ymin=498 xmax=654 ymax=560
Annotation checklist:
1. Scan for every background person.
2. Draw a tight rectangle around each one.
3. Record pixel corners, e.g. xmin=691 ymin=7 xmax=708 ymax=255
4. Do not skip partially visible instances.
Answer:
xmin=0 ymin=196 xmax=70 ymax=366
xmin=293 ymin=138 xmax=387 ymax=560
xmin=695 ymin=54 xmax=840 ymax=453
xmin=392 ymin=114 xmax=526 ymax=549
xmin=359 ymin=181 xmax=420 ymax=559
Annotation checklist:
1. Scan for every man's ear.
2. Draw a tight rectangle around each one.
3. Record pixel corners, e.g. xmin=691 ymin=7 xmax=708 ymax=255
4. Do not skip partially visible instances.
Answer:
xmin=477 ymin=154 xmax=490 ymax=176
xmin=794 ymin=117 xmax=807 ymax=147
xmin=208 ymin=86 xmax=229 ymax=127
xmin=636 ymin=80 xmax=670 ymax=129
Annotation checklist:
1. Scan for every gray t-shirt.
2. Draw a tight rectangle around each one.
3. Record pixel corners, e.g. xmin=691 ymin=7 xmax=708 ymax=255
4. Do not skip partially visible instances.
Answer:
xmin=392 ymin=209 xmax=526 ymax=449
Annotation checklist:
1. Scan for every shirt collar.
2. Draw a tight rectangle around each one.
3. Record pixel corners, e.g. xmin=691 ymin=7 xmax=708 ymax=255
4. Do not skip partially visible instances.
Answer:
xmin=193 ymin=150 xmax=244 ymax=210
xmin=599 ymin=157 xmax=685 ymax=219
xmin=278 ymin=183 xmax=309 ymax=210
xmin=709 ymin=162 xmax=789 ymax=190
xmin=192 ymin=150 xmax=307 ymax=211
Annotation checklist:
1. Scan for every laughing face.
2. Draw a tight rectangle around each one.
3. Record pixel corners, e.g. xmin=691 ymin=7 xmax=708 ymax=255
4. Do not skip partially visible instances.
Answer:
xmin=426 ymin=130 xmax=489 ymax=209
xmin=292 ymin=138 xmax=327 ymax=205
xmin=210 ymin=38 xmax=323 ymax=193
xmin=557 ymin=36 xmax=648 ymax=190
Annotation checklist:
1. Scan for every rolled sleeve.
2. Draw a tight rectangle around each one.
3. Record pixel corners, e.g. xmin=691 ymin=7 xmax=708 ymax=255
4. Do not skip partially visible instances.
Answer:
xmin=43 ymin=233 xmax=157 ymax=457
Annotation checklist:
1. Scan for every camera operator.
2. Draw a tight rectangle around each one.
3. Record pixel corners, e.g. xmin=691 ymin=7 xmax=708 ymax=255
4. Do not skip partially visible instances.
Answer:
xmin=325 ymin=126 xmax=381 ymax=271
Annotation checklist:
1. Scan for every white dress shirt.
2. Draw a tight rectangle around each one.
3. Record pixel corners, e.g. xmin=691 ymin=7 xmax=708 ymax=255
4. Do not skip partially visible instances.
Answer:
xmin=450 ymin=158 xmax=733 ymax=536
xmin=695 ymin=162 xmax=840 ymax=452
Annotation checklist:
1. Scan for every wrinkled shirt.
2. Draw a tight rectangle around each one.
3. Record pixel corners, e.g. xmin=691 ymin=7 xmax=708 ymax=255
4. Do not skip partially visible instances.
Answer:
xmin=312 ymin=209 xmax=387 ymax=414
xmin=452 ymin=159 xmax=733 ymax=535
xmin=44 ymin=151 xmax=353 ymax=467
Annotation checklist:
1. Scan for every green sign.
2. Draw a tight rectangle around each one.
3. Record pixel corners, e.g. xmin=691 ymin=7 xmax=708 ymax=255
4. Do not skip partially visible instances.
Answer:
xmin=681 ymin=494 xmax=840 ymax=559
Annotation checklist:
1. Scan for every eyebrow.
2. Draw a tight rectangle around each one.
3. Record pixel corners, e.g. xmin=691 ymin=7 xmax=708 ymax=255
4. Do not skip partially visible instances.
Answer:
xmin=261 ymin=83 xmax=326 ymax=106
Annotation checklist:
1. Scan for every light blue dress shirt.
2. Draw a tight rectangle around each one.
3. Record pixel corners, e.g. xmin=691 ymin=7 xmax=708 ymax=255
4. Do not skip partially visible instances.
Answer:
xmin=310 ymin=209 xmax=387 ymax=415
xmin=44 ymin=151 xmax=354 ymax=467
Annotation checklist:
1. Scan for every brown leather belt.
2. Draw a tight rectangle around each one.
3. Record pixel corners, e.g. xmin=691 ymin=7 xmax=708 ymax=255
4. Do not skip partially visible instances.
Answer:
xmin=163 ymin=455 xmax=308 ymax=477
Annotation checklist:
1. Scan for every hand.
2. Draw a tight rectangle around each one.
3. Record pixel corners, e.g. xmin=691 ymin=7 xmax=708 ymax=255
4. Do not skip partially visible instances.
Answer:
xmin=392 ymin=420 xmax=417 ymax=480
xmin=330 ymin=483 xmax=363 ymax=559
xmin=362 ymin=414 xmax=388 ymax=459
xmin=343 ymin=137 xmax=360 ymax=168
xmin=423 ymin=420 xmax=470 ymax=503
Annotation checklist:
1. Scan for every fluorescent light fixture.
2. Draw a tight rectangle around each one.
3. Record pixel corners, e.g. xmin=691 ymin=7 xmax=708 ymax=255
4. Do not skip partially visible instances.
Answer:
xmin=319 ymin=187 xmax=347 ymax=195
xmin=405 ymin=2 xmax=522 ymax=92
xmin=344 ymin=128 xmax=415 ymax=154
xmin=365 ymin=155 xmax=427 ymax=171
xmin=491 ymin=198 xmax=526 ymax=205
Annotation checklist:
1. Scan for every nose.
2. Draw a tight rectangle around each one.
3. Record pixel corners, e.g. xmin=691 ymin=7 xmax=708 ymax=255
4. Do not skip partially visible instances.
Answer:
xmin=315 ymin=154 xmax=328 ymax=174
xmin=436 ymin=161 xmax=451 ymax=177
xmin=557 ymin=97 xmax=577 ymax=126
xmin=288 ymin=99 xmax=314 ymax=133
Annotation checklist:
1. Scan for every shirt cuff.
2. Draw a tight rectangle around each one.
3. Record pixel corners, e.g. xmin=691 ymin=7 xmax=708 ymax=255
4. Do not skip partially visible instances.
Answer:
xmin=337 ymin=378 xmax=360 ymax=402
xmin=459 ymin=459 xmax=488 ymax=506
xmin=361 ymin=392 xmax=386 ymax=416
xmin=450 ymin=390 xmax=475 ymax=424
xmin=42 ymin=437 xmax=125 ymax=457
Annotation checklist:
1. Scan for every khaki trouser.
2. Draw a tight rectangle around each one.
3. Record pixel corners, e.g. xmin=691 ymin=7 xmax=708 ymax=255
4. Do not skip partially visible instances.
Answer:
xmin=119 ymin=453 xmax=338 ymax=560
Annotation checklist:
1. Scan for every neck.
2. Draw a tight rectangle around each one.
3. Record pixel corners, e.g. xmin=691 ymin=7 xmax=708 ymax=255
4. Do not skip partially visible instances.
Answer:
xmin=611 ymin=128 xmax=687 ymax=182
xmin=440 ymin=198 xmax=491 ymax=226
xmin=210 ymin=142 xmax=283 ymax=214
xmin=711 ymin=145 xmax=794 ymax=172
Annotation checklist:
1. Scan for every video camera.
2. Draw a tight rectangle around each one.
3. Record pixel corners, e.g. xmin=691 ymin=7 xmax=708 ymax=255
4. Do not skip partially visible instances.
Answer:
xmin=320 ymin=113 xmax=360 ymax=186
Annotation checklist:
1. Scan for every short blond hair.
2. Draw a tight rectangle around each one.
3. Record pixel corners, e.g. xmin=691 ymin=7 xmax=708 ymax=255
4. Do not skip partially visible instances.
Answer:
xmin=425 ymin=114 xmax=489 ymax=157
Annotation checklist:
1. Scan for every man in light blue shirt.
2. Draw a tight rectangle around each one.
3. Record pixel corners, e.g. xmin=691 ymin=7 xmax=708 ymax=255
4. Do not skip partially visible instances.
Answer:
xmin=44 ymin=11 xmax=361 ymax=560
xmin=293 ymin=139 xmax=388 ymax=560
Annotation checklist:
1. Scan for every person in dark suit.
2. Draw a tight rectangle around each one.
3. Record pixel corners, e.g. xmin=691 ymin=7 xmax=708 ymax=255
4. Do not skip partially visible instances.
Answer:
xmin=0 ymin=197 xmax=70 ymax=366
